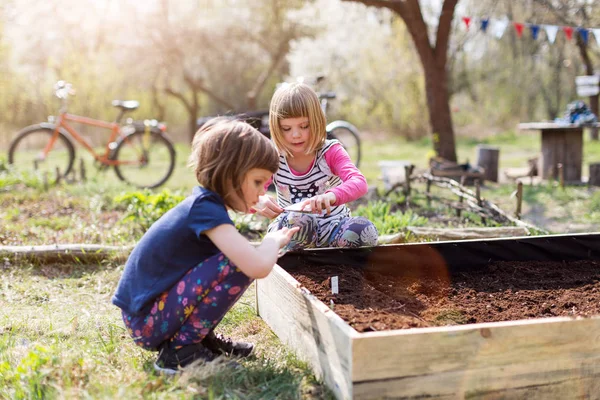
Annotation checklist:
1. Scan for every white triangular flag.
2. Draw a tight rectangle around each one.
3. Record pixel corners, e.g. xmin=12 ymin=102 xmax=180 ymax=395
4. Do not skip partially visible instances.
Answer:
xmin=544 ymin=25 xmax=559 ymax=44
xmin=593 ymin=28 xmax=600 ymax=45
xmin=492 ymin=19 xmax=509 ymax=39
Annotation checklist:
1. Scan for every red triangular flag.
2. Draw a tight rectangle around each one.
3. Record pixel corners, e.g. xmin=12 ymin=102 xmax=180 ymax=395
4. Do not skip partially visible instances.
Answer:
xmin=462 ymin=17 xmax=471 ymax=30
xmin=563 ymin=26 xmax=573 ymax=40
xmin=514 ymin=22 xmax=524 ymax=37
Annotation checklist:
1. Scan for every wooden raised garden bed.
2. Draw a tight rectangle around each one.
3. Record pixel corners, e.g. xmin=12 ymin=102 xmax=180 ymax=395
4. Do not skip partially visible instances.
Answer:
xmin=256 ymin=233 xmax=600 ymax=399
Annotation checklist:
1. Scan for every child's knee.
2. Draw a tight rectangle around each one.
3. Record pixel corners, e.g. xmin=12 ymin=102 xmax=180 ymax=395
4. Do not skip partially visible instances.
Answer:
xmin=284 ymin=213 xmax=318 ymax=249
xmin=356 ymin=217 xmax=379 ymax=246
xmin=330 ymin=216 xmax=378 ymax=248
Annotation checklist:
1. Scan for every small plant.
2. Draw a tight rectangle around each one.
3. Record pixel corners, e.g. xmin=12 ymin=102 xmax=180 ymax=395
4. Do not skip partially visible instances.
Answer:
xmin=114 ymin=189 xmax=185 ymax=232
xmin=0 ymin=166 xmax=46 ymax=191
xmin=0 ymin=344 xmax=58 ymax=399
xmin=354 ymin=200 xmax=428 ymax=235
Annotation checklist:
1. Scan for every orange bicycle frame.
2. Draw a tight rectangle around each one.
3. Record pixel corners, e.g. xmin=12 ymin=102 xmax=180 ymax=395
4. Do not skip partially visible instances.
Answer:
xmin=51 ymin=112 xmax=140 ymax=166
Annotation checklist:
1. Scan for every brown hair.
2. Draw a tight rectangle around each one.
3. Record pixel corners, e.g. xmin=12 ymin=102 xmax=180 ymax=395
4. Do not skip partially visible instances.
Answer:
xmin=188 ymin=117 xmax=279 ymax=212
xmin=269 ymin=83 xmax=327 ymax=158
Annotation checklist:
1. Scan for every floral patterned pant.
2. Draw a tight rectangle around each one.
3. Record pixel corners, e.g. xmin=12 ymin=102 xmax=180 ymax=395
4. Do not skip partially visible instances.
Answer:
xmin=121 ymin=253 xmax=252 ymax=350
xmin=270 ymin=213 xmax=379 ymax=250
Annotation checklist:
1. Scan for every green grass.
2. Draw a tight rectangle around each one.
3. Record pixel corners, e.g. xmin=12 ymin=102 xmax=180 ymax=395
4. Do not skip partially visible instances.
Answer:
xmin=0 ymin=262 xmax=332 ymax=399
xmin=2 ymin=128 xmax=600 ymax=398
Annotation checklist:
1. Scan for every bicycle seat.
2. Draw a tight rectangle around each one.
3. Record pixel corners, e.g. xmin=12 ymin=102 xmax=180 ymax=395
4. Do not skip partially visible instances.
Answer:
xmin=112 ymin=100 xmax=139 ymax=111
xmin=318 ymin=92 xmax=336 ymax=99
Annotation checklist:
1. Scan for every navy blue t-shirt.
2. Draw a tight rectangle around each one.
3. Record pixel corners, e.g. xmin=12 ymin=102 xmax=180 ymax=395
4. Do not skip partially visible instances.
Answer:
xmin=112 ymin=187 xmax=234 ymax=316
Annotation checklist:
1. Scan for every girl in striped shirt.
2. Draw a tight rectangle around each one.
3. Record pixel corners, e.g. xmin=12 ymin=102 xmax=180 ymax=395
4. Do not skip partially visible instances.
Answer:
xmin=254 ymin=83 xmax=378 ymax=250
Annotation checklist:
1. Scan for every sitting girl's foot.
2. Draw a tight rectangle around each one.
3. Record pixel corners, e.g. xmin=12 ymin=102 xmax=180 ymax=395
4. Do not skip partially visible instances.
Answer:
xmin=201 ymin=331 xmax=254 ymax=357
xmin=154 ymin=342 xmax=216 ymax=374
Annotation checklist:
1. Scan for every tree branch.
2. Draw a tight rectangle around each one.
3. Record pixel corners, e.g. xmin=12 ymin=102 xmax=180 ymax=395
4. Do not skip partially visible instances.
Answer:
xmin=340 ymin=0 xmax=406 ymax=14
xmin=435 ymin=0 xmax=459 ymax=68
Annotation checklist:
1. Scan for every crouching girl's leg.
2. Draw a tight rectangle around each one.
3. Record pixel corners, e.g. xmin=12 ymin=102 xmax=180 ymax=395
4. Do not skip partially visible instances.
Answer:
xmin=268 ymin=212 xmax=318 ymax=251
xmin=327 ymin=216 xmax=379 ymax=248
xmin=122 ymin=252 xmax=252 ymax=350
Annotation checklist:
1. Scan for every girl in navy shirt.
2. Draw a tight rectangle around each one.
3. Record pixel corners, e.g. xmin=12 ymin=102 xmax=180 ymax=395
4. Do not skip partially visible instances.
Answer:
xmin=112 ymin=118 xmax=298 ymax=374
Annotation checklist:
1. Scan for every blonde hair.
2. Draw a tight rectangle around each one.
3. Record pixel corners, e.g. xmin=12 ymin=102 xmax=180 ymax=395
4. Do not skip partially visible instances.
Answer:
xmin=188 ymin=117 xmax=279 ymax=212
xmin=269 ymin=83 xmax=327 ymax=158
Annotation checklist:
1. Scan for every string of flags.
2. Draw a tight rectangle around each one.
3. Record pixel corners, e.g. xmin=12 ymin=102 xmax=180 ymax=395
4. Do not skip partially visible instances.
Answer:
xmin=460 ymin=16 xmax=600 ymax=45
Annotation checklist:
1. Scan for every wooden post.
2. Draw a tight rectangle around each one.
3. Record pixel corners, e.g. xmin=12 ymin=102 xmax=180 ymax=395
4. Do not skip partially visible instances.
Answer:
xmin=426 ymin=178 xmax=432 ymax=207
xmin=457 ymin=176 xmax=466 ymax=217
xmin=55 ymin=167 xmax=61 ymax=184
xmin=403 ymin=165 xmax=412 ymax=197
xmin=475 ymin=179 xmax=486 ymax=225
xmin=476 ymin=145 xmax=500 ymax=182
xmin=80 ymin=158 xmax=86 ymax=182
xmin=33 ymin=159 xmax=39 ymax=170
xmin=557 ymin=163 xmax=564 ymax=189
xmin=589 ymin=163 xmax=600 ymax=186
xmin=516 ymin=181 xmax=523 ymax=219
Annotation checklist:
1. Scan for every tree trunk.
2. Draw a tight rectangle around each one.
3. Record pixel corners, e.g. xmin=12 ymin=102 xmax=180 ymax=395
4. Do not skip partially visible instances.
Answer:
xmin=341 ymin=0 xmax=459 ymax=162
xmin=423 ymin=63 xmax=457 ymax=161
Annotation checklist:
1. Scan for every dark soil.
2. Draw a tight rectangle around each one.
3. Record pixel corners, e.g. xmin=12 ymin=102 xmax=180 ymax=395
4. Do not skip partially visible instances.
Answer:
xmin=287 ymin=260 xmax=600 ymax=332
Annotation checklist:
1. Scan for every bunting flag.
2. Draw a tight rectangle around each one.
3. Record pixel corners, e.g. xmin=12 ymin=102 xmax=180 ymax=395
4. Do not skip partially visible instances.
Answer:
xmin=594 ymin=29 xmax=600 ymax=44
xmin=514 ymin=22 xmax=525 ymax=38
xmin=492 ymin=19 xmax=509 ymax=39
xmin=458 ymin=15 xmax=600 ymax=48
xmin=577 ymin=27 xmax=589 ymax=44
xmin=530 ymin=24 xmax=540 ymax=40
xmin=462 ymin=17 xmax=471 ymax=30
xmin=480 ymin=18 xmax=489 ymax=33
xmin=563 ymin=26 xmax=574 ymax=41
xmin=543 ymin=24 xmax=559 ymax=44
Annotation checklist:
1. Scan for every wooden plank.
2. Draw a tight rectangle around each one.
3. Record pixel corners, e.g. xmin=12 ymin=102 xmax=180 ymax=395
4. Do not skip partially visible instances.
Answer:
xmin=257 ymin=265 xmax=357 ymax=400
xmin=519 ymin=122 xmax=582 ymax=130
xmin=352 ymin=316 xmax=600 ymax=385
xmin=577 ymin=85 xmax=600 ymax=97
xmin=353 ymin=359 xmax=600 ymax=399
xmin=576 ymin=75 xmax=600 ymax=86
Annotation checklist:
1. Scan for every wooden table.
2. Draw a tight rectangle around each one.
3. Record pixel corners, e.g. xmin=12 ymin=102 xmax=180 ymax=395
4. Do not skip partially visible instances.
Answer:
xmin=518 ymin=122 xmax=599 ymax=182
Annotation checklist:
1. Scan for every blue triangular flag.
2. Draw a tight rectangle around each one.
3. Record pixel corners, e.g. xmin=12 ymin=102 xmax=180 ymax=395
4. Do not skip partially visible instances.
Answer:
xmin=530 ymin=24 xmax=540 ymax=40
xmin=577 ymin=27 xmax=589 ymax=44
xmin=480 ymin=18 xmax=490 ymax=33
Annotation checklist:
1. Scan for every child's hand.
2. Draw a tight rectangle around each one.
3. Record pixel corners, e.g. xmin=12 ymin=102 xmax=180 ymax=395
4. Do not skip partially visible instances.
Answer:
xmin=265 ymin=226 xmax=300 ymax=248
xmin=252 ymin=195 xmax=283 ymax=219
xmin=300 ymin=192 xmax=337 ymax=215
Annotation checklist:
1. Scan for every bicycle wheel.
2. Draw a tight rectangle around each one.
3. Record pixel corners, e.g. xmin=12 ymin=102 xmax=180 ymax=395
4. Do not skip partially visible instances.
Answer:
xmin=326 ymin=121 xmax=362 ymax=168
xmin=112 ymin=130 xmax=176 ymax=189
xmin=8 ymin=125 xmax=75 ymax=180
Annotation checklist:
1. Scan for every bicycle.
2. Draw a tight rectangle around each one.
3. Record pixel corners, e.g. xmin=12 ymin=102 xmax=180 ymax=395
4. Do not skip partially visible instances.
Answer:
xmin=196 ymin=81 xmax=362 ymax=167
xmin=8 ymin=81 xmax=176 ymax=189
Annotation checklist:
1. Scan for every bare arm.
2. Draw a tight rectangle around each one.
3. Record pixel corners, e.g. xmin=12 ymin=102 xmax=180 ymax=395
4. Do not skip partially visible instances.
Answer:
xmin=205 ymin=223 xmax=298 ymax=279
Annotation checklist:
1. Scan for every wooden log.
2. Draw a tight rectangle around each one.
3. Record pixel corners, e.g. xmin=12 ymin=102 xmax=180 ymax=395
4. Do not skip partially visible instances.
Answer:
xmin=476 ymin=145 xmax=500 ymax=182
xmin=0 ymin=244 xmax=133 ymax=263
xmin=589 ymin=163 xmax=600 ymax=187
xmin=382 ymin=226 xmax=530 ymax=242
